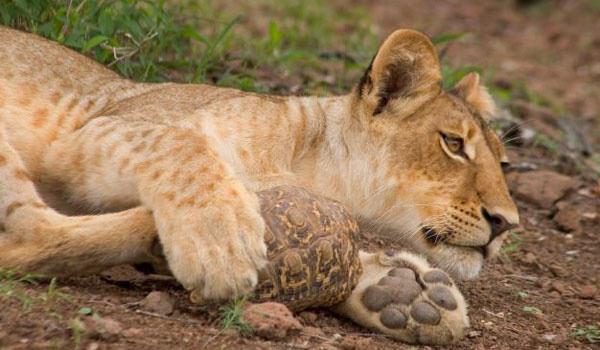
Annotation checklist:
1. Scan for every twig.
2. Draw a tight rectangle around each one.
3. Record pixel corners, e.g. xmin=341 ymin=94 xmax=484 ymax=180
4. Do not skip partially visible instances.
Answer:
xmin=482 ymin=308 xmax=504 ymax=318
xmin=502 ymin=274 xmax=539 ymax=282
xmin=135 ymin=309 xmax=203 ymax=325
xmin=200 ymin=328 xmax=225 ymax=349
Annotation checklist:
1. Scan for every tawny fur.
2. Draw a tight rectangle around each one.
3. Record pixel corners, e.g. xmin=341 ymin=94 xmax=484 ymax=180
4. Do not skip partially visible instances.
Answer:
xmin=0 ymin=27 xmax=518 ymax=301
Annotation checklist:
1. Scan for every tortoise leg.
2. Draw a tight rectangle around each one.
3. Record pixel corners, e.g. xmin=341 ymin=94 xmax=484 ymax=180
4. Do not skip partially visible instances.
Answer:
xmin=333 ymin=250 xmax=469 ymax=345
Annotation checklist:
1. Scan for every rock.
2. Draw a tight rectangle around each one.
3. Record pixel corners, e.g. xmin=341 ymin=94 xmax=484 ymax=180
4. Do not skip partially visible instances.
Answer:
xmin=85 ymin=316 xmax=123 ymax=342
xmin=86 ymin=343 xmax=100 ymax=350
xmin=521 ymin=252 xmax=537 ymax=264
xmin=508 ymin=170 xmax=580 ymax=209
xmin=140 ymin=291 xmax=175 ymax=316
xmin=548 ymin=264 xmax=568 ymax=277
xmin=550 ymin=281 xmax=567 ymax=295
xmin=553 ymin=206 xmax=582 ymax=232
xmin=541 ymin=334 xmax=557 ymax=343
xmin=303 ymin=326 xmax=325 ymax=338
xmin=577 ymin=285 xmax=597 ymax=299
xmin=339 ymin=336 xmax=374 ymax=350
xmin=122 ymin=328 xmax=143 ymax=338
xmin=242 ymin=302 xmax=302 ymax=340
xmin=298 ymin=311 xmax=318 ymax=325
xmin=468 ymin=330 xmax=482 ymax=338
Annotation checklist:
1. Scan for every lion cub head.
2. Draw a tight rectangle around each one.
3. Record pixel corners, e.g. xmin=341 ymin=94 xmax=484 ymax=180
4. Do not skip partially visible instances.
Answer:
xmin=348 ymin=30 xmax=519 ymax=280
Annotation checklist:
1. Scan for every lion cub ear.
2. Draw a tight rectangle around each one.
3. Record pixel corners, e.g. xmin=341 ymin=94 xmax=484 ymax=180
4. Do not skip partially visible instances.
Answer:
xmin=358 ymin=29 xmax=442 ymax=117
xmin=452 ymin=72 xmax=497 ymax=119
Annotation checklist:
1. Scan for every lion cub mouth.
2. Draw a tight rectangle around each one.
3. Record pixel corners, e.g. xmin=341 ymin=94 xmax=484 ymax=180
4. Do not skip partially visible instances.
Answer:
xmin=421 ymin=227 xmax=487 ymax=257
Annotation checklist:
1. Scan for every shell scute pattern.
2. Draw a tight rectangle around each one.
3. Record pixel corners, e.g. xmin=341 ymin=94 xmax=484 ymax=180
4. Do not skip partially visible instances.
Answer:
xmin=252 ymin=186 xmax=362 ymax=311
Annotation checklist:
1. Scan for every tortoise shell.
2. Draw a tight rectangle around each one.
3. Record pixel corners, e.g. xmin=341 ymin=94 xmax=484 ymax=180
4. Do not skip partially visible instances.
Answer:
xmin=253 ymin=186 xmax=362 ymax=310
xmin=140 ymin=185 xmax=362 ymax=311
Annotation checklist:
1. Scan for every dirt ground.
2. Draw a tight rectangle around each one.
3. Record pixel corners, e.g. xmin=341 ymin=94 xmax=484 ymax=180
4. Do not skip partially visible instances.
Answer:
xmin=1 ymin=1 xmax=599 ymax=349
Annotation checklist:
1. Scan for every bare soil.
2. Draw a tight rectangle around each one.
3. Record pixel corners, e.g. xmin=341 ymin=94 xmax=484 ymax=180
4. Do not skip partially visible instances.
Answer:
xmin=1 ymin=1 xmax=599 ymax=349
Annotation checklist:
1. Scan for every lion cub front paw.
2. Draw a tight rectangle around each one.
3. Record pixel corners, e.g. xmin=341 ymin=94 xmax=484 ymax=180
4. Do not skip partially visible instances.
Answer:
xmin=159 ymin=209 xmax=268 ymax=303
xmin=335 ymin=251 xmax=469 ymax=345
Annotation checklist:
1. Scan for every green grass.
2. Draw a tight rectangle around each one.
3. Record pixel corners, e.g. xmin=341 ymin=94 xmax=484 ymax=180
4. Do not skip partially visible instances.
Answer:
xmin=0 ymin=268 xmax=70 ymax=312
xmin=219 ymin=297 xmax=253 ymax=336
xmin=2 ymin=0 xmax=378 ymax=94
xmin=571 ymin=325 xmax=600 ymax=344
xmin=502 ymin=231 xmax=523 ymax=254
xmin=2 ymin=0 xmax=238 ymax=83
xmin=522 ymin=306 xmax=543 ymax=315
xmin=0 ymin=268 xmax=46 ymax=310
xmin=3 ymin=0 xmax=524 ymax=101
xmin=532 ymin=133 xmax=561 ymax=154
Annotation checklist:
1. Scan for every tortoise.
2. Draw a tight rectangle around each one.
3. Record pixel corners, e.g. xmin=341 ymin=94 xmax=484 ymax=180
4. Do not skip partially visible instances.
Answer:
xmin=144 ymin=185 xmax=470 ymax=344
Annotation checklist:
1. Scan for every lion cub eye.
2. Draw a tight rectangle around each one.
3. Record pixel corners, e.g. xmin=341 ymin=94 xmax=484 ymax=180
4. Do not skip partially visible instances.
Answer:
xmin=441 ymin=133 xmax=465 ymax=156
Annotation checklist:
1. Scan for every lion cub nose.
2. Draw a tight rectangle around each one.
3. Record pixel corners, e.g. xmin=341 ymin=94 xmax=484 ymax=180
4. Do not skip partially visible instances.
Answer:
xmin=482 ymin=208 xmax=517 ymax=242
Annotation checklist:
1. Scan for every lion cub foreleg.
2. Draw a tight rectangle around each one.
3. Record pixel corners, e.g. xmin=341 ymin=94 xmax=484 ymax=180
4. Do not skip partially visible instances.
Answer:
xmin=43 ymin=117 xmax=268 ymax=301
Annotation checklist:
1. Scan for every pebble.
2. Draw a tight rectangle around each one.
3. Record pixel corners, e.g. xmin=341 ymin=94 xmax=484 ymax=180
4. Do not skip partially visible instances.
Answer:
xmin=140 ymin=291 xmax=175 ymax=315
xmin=507 ymin=170 xmax=579 ymax=209
xmin=578 ymin=285 xmax=597 ymax=299
xmin=468 ymin=330 xmax=482 ymax=338
xmin=553 ymin=206 xmax=582 ymax=232
xmin=242 ymin=302 xmax=302 ymax=340
xmin=298 ymin=311 xmax=318 ymax=324
xmin=83 ymin=316 xmax=123 ymax=342
xmin=550 ymin=281 xmax=567 ymax=295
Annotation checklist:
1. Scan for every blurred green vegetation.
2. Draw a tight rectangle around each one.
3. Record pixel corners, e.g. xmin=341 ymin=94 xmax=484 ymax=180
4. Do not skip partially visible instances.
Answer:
xmin=2 ymin=0 xmax=484 ymax=96
xmin=1 ymin=0 xmax=378 ymax=94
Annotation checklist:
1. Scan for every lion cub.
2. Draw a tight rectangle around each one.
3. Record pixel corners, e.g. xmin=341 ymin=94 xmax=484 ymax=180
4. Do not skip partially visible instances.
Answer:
xmin=0 ymin=26 xmax=517 ymax=344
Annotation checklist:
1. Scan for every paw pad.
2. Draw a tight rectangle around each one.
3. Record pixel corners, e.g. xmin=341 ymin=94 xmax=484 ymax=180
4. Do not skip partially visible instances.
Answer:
xmin=423 ymin=270 xmax=452 ymax=285
xmin=410 ymin=301 xmax=441 ymax=325
xmin=387 ymin=267 xmax=416 ymax=280
xmin=380 ymin=305 xmax=407 ymax=329
xmin=362 ymin=285 xmax=393 ymax=311
xmin=427 ymin=286 xmax=457 ymax=310
xmin=378 ymin=277 xmax=422 ymax=304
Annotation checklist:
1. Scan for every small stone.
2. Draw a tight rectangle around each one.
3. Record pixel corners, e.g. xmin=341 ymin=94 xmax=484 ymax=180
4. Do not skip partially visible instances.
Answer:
xmin=379 ymin=305 xmax=407 ymax=329
xmin=242 ymin=302 xmax=302 ymax=340
xmin=423 ymin=270 xmax=452 ymax=285
xmin=468 ymin=330 xmax=482 ymax=338
xmin=577 ymin=285 xmax=597 ymax=299
xmin=427 ymin=286 xmax=458 ymax=310
xmin=86 ymin=343 xmax=100 ymax=350
xmin=550 ymin=281 xmax=567 ymax=295
xmin=548 ymin=264 xmax=568 ymax=277
xmin=508 ymin=170 xmax=580 ymax=209
xmin=410 ymin=302 xmax=441 ymax=325
xmin=553 ymin=207 xmax=582 ymax=232
xmin=361 ymin=285 xmax=392 ymax=311
xmin=85 ymin=316 xmax=123 ymax=342
xmin=141 ymin=291 xmax=175 ymax=316
xmin=303 ymin=326 xmax=325 ymax=338
xmin=541 ymin=334 xmax=558 ymax=343
xmin=298 ymin=311 xmax=318 ymax=324
xmin=521 ymin=252 xmax=537 ymax=264
xmin=122 ymin=328 xmax=143 ymax=338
